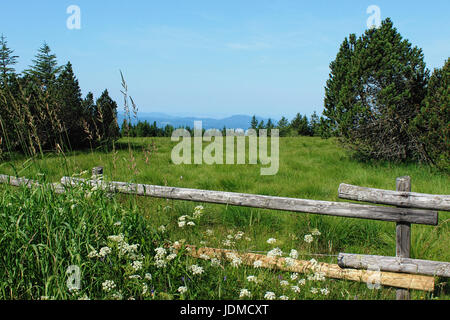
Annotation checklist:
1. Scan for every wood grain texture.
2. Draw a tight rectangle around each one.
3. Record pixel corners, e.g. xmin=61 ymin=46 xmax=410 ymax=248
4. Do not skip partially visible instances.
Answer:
xmin=339 ymin=183 xmax=450 ymax=211
xmin=338 ymin=253 xmax=450 ymax=277
xmin=396 ymin=176 xmax=411 ymax=300
xmin=60 ymin=176 xmax=438 ymax=225
xmin=172 ymin=244 xmax=435 ymax=291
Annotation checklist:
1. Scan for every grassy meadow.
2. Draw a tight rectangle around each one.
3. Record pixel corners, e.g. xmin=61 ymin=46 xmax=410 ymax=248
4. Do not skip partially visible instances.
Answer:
xmin=0 ymin=136 xmax=449 ymax=300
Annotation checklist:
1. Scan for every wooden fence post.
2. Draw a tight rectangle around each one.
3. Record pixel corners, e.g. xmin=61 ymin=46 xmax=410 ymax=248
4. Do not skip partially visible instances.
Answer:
xmin=92 ymin=167 xmax=103 ymax=179
xmin=396 ymin=176 xmax=411 ymax=300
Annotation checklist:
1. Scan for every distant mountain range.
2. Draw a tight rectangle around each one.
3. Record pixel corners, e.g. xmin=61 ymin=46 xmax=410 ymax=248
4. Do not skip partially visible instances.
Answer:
xmin=117 ymin=112 xmax=278 ymax=130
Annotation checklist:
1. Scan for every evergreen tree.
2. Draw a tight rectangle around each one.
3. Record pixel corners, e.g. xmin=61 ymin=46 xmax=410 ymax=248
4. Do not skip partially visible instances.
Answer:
xmin=250 ymin=115 xmax=258 ymax=130
xmin=0 ymin=34 xmax=18 ymax=85
xmin=266 ymin=118 xmax=274 ymax=131
xmin=412 ymin=59 xmax=449 ymax=171
xmin=310 ymin=111 xmax=320 ymax=136
xmin=26 ymin=42 xmax=62 ymax=89
xmin=276 ymin=116 xmax=290 ymax=137
xmin=95 ymin=89 xmax=120 ymax=144
xmin=56 ymin=62 xmax=86 ymax=148
xmin=322 ymin=18 xmax=428 ymax=161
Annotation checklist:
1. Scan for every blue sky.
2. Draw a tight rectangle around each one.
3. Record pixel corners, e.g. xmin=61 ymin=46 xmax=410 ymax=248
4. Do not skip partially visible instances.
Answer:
xmin=1 ymin=0 xmax=449 ymax=119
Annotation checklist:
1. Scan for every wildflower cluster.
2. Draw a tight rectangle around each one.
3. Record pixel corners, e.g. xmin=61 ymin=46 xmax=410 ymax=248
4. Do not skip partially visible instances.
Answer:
xmin=87 ymin=233 xmax=153 ymax=300
xmin=178 ymin=206 xmax=204 ymax=228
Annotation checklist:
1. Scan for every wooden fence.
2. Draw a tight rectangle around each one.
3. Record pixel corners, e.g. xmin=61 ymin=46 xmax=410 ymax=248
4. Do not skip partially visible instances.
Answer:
xmin=1 ymin=167 xmax=449 ymax=300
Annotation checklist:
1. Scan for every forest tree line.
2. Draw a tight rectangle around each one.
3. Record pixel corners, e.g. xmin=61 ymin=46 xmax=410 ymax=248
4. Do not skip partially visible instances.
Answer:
xmin=0 ymin=36 xmax=120 ymax=158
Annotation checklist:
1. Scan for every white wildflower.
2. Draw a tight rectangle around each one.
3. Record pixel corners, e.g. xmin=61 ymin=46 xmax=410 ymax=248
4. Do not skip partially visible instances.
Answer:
xmin=320 ymin=288 xmax=329 ymax=296
xmin=131 ymin=261 xmax=143 ymax=272
xmin=114 ymin=221 xmax=122 ymax=226
xmin=304 ymin=234 xmax=313 ymax=243
xmin=111 ymin=291 xmax=122 ymax=300
xmin=187 ymin=221 xmax=196 ymax=227
xmin=199 ymin=254 xmax=210 ymax=260
xmin=210 ymin=258 xmax=221 ymax=267
xmin=310 ymin=287 xmax=318 ymax=294
xmin=166 ymin=253 xmax=177 ymax=261
xmin=279 ymin=295 xmax=289 ymax=300
xmin=291 ymin=285 xmax=301 ymax=293
xmin=266 ymin=238 xmax=277 ymax=244
xmin=102 ymin=280 xmax=116 ymax=292
xmin=206 ymin=229 xmax=214 ymax=236
xmin=234 ymin=231 xmax=245 ymax=240
xmin=145 ymin=273 xmax=152 ymax=281
xmin=108 ymin=234 xmax=124 ymax=243
xmin=88 ymin=249 xmax=98 ymax=258
xmin=290 ymin=273 xmax=299 ymax=281
xmin=98 ymin=246 xmax=112 ymax=258
xmin=190 ymin=264 xmax=204 ymax=275
xmin=222 ymin=239 xmax=234 ymax=247
xmin=155 ymin=259 xmax=167 ymax=268
xmin=267 ymin=247 xmax=283 ymax=258
xmin=253 ymin=260 xmax=263 ymax=268
xmin=246 ymin=275 xmax=259 ymax=283
xmin=231 ymin=256 xmax=242 ymax=268
xmin=154 ymin=247 xmax=166 ymax=259
xmin=178 ymin=286 xmax=187 ymax=294
xmin=311 ymin=228 xmax=321 ymax=236
xmin=298 ymin=279 xmax=306 ymax=286
xmin=178 ymin=221 xmax=186 ymax=228
xmin=239 ymin=289 xmax=252 ymax=299
xmin=128 ymin=275 xmax=142 ymax=279
xmin=264 ymin=291 xmax=276 ymax=300
xmin=158 ymin=225 xmax=166 ymax=233
xmin=280 ymin=280 xmax=289 ymax=287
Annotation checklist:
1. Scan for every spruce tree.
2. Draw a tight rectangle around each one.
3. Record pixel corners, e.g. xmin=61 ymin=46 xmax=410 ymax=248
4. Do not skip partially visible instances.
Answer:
xmin=276 ymin=116 xmax=290 ymax=137
xmin=0 ymin=34 xmax=18 ymax=85
xmin=56 ymin=61 xmax=85 ymax=149
xmin=95 ymin=89 xmax=120 ymax=144
xmin=27 ymin=42 xmax=62 ymax=89
xmin=250 ymin=115 xmax=258 ymax=130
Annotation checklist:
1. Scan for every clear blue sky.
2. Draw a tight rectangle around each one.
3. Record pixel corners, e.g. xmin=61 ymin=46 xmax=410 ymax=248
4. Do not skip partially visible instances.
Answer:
xmin=1 ymin=0 xmax=449 ymax=119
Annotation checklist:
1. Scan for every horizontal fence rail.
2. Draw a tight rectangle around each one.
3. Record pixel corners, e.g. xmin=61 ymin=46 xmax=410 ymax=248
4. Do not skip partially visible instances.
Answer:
xmin=174 ymin=244 xmax=435 ymax=291
xmin=60 ymin=176 xmax=439 ymax=225
xmin=338 ymin=253 xmax=450 ymax=278
xmin=339 ymin=183 xmax=450 ymax=211
xmin=0 ymin=174 xmax=65 ymax=193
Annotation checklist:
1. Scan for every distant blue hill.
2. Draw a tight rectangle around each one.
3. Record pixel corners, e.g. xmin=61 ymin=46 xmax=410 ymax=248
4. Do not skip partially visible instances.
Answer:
xmin=117 ymin=112 xmax=278 ymax=130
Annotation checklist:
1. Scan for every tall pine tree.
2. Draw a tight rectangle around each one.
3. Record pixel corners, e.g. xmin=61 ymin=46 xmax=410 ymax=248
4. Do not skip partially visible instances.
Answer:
xmin=26 ymin=42 xmax=62 ymax=89
xmin=0 ymin=34 xmax=18 ymax=85
xmin=56 ymin=61 xmax=86 ymax=149
xmin=95 ymin=89 xmax=120 ymax=145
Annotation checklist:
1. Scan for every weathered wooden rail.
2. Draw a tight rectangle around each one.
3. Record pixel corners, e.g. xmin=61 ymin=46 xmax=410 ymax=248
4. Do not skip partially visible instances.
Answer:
xmin=1 ymin=168 xmax=449 ymax=299
xmin=59 ymin=176 xmax=438 ymax=226
xmin=339 ymin=183 xmax=450 ymax=211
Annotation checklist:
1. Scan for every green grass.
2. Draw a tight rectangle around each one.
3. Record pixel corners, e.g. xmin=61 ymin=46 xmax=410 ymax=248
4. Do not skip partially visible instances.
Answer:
xmin=0 ymin=136 xmax=448 ymax=300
